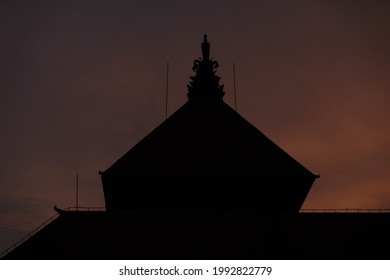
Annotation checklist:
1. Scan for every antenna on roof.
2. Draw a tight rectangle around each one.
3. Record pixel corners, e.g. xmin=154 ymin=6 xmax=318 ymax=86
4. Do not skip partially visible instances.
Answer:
xmin=165 ymin=61 xmax=169 ymax=120
xmin=76 ymin=172 xmax=79 ymax=211
xmin=233 ymin=63 xmax=237 ymax=111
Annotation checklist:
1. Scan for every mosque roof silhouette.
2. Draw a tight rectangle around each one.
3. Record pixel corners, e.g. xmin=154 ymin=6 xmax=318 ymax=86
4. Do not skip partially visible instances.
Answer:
xmin=99 ymin=34 xmax=318 ymax=214
xmin=2 ymin=35 xmax=390 ymax=260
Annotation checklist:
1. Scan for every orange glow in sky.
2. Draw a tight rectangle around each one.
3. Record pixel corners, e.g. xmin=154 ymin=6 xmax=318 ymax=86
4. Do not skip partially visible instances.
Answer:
xmin=1 ymin=1 xmax=390 ymax=252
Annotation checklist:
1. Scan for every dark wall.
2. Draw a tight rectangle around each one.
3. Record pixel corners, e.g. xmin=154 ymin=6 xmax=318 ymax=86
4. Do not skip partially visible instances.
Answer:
xmin=101 ymin=176 xmax=315 ymax=213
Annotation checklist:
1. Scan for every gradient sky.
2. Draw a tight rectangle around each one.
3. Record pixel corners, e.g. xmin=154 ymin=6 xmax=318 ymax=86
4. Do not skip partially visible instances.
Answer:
xmin=1 ymin=1 xmax=390 ymax=253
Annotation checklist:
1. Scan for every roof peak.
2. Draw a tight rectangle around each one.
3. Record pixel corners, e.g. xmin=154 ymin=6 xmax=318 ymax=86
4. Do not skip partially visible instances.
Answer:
xmin=201 ymin=34 xmax=210 ymax=61
xmin=187 ymin=34 xmax=225 ymax=101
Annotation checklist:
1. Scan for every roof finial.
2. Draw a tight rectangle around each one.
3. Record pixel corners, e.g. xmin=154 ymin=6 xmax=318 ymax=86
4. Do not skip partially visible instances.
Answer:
xmin=201 ymin=33 xmax=210 ymax=61
xmin=187 ymin=34 xmax=225 ymax=100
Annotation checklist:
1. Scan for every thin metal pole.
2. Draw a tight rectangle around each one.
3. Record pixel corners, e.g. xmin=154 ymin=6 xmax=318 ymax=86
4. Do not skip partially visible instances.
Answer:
xmin=76 ymin=172 xmax=79 ymax=211
xmin=165 ymin=61 xmax=169 ymax=120
xmin=233 ymin=63 xmax=237 ymax=111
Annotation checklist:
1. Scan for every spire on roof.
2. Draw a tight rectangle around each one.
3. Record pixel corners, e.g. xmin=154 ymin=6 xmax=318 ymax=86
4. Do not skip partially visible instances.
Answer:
xmin=201 ymin=34 xmax=210 ymax=61
xmin=187 ymin=34 xmax=225 ymax=100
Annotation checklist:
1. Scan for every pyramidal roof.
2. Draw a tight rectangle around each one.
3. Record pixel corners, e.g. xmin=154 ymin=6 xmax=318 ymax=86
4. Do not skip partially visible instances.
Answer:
xmin=99 ymin=34 xmax=318 ymax=213
xmin=102 ymin=100 xmax=314 ymax=177
xmin=101 ymin=34 xmax=316 ymax=178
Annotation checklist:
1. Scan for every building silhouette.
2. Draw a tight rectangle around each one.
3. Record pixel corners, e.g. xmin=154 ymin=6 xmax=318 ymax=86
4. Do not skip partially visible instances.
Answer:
xmin=100 ymin=34 xmax=318 ymax=214
xmin=2 ymin=35 xmax=390 ymax=260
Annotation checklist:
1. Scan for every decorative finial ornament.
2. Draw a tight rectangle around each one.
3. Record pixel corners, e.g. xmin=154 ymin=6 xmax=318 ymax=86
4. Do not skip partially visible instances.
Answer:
xmin=187 ymin=34 xmax=225 ymax=100
xmin=201 ymin=34 xmax=210 ymax=61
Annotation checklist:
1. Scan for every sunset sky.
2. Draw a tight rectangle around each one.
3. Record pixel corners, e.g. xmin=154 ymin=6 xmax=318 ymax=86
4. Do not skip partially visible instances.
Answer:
xmin=1 ymin=1 xmax=390 ymax=253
